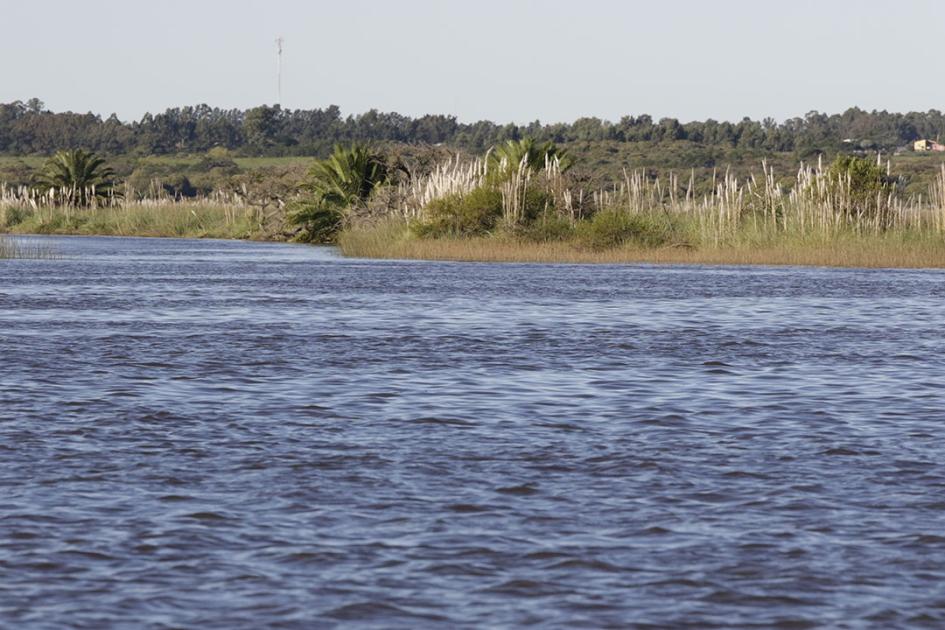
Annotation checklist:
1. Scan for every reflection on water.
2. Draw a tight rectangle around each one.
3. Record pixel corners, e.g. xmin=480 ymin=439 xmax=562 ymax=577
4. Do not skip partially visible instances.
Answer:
xmin=2 ymin=236 xmax=945 ymax=628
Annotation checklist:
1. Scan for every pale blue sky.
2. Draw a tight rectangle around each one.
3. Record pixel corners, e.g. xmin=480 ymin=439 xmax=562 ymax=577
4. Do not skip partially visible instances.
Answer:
xmin=2 ymin=0 xmax=942 ymax=123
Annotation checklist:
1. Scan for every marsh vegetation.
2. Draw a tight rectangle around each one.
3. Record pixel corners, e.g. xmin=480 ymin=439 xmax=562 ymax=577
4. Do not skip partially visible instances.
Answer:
xmin=323 ymin=140 xmax=945 ymax=267
xmin=1 ymin=149 xmax=291 ymax=240
xmin=4 ymin=134 xmax=945 ymax=267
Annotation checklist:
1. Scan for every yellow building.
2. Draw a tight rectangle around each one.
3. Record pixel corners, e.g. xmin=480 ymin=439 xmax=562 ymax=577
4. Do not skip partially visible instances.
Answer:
xmin=915 ymin=139 xmax=945 ymax=152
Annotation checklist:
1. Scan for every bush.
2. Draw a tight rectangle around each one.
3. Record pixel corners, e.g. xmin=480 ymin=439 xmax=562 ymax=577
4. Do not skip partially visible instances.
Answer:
xmin=1 ymin=206 xmax=33 ymax=228
xmin=193 ymin=154 xmax=240 ymax=174
xmin=827 ymin=155 xmax=895 ymax=225
xmin=576 ymin=210 xmax=676 ymax=250
xmin=511 ymin=212 xmax=575 ymax=242
xmin=519 ymin=188 xmax=554 ymax=224
xmin=415 ymin=186 xmax=503 ymax=237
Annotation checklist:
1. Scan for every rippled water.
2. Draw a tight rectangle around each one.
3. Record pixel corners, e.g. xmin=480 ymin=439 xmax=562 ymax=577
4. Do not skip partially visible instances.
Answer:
xmin=3 ymin=236 xmax=945 ymax=628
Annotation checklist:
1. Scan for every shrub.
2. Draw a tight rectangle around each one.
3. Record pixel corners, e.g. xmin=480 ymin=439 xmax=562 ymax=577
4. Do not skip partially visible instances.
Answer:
xmin=511 ymin=212 xmax=575 ymax=242
xmin=520 ymin=188 xmax=554 ymax=224
xmin=415 ymin=186 xmax=503 ymax=237
xmin=576 ymin=210 xmax=676 ymax=250
xmin=1 ymin=206 xmax=33 ymax=228
xmin=827 ymin=155 xmax=895 ymax=225
xmin=193 ymin=154 xmax=240 ymax=174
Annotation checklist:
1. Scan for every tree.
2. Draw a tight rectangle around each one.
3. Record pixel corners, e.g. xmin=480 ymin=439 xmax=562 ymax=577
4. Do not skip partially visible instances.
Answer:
xmin=305 ymin=143 xmax=390 ymax=207
xmin=288 ymin=144 xmax=393 ymax=242
xmin=243 ymin=105 xmax=282 ymax=150
xmin=33 ymin=149 xmax=116 ymax=206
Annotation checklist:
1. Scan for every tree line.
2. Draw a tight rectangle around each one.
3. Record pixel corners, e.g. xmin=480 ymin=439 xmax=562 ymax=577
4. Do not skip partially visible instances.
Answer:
xmin=3 ymin=98 xmax=945 ymax=157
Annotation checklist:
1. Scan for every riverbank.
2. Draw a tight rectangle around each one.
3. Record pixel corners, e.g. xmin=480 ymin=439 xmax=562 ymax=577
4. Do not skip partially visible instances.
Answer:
xmin=1 ymin=202 xmax=281 ymax=241
xmin=8 ymin=205 xmax=945 ymax=269
xmin=339 ymin=222 xmax=945 ymax=268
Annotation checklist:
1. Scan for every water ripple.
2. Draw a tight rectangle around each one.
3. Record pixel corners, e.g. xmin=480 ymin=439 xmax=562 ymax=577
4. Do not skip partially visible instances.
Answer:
xmin=2 ymin=236 xmax=945 ymax=628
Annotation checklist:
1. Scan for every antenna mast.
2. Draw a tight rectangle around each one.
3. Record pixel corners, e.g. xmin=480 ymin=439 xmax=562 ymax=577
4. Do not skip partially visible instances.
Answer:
xmin=275 ymin=36 xmax=284 ymax=106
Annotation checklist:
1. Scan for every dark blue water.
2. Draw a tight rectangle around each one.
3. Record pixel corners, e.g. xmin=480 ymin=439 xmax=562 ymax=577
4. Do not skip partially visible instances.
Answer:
xmin=2 ymin=236 xmax=945 ymax=629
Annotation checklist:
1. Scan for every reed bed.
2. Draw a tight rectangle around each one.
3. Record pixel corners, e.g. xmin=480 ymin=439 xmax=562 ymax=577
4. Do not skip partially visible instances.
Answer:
xmin=343 ymin=156 xmax=945 ymax=268
xmin=1 ymin=184 xmax=272 ymax=240
xmin=390 ymin=155 xmax=945 ymax=235
xmin=592 ymin=158 xmax=945 ymax=241
xmin=394 ymin=155 xmax=490 ymax=221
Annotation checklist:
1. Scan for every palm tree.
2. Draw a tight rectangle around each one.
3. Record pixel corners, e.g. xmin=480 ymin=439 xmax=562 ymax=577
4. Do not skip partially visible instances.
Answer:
xmin=305 ymin=144 xmax=391 ymax=208
xmin=288 ymin=144 xmax=394 ymax=242
xmin=488 ymin=138 xmax=573 ymax=180
xmin=34 ymin=149 xmax=116 ymax=207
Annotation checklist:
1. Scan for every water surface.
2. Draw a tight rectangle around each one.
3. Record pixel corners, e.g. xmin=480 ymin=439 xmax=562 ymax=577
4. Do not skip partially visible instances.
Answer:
xmin=2 ymin=236 xmax=945 ymax=628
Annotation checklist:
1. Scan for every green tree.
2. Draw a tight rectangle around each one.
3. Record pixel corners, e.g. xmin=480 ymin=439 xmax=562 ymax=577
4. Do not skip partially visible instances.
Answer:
xmin=33 ymin=149 xmax=116 ymax=206
xmin=288 ymin=144 xmax=392 ymax=242
xmin=243 ymin=105 xmax=282 ymax=150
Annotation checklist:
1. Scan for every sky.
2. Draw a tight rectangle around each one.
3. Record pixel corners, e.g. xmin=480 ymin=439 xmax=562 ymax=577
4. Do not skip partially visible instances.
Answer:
xmin=2 ymin=0 xmax=943 ymax=124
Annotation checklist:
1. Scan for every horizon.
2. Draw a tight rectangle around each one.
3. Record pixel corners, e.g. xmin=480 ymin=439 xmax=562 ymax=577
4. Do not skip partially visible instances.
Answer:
xmin=2 ymin=0 xmax=943 ymax=125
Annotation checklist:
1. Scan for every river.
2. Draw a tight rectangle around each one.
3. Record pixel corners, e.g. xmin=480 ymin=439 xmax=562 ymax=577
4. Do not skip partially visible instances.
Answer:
xmin=2 ymin=235 xmax=945 ymax=628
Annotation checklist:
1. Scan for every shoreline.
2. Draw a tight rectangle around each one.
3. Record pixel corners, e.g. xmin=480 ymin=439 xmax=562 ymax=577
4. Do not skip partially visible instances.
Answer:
xmin=3 ymin=229 xmax=283 ymax=243
xmin=337 ymin=225 xmax=945 ymax=270
xmin=8 ymin=227 xmax=945 ymax=270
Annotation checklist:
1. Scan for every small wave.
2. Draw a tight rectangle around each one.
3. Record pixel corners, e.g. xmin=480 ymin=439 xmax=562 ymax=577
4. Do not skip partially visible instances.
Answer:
xmin=447 ymin=503 xmax=491 ymax=513
xmin=483 ymin=579 xmax=561 ymax=597
xmin=158 ymin=495 xmax=194 ymax=502
xmin=410 ymin=416 xmax=475 ymax=427
xmin=325 ymin=602 xmax=446 ymax=622
xmin=495 ymin=484 xmax=539 ymax=496
xmin=823 ymin=447 xmax=861 ymax=456
xmin=548 ymin=558 xmax=621 ymax=572
xmin=180 ymin=511 xmax=230 ymax=521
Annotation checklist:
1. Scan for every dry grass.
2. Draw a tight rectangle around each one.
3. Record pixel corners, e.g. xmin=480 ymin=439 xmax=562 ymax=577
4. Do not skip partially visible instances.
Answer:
xmin=339 ymin=222 xmax=945 ymax=269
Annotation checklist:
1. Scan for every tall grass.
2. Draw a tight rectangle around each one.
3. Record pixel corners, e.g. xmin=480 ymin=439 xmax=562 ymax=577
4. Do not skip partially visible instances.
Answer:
xmin=342 ymin=154 xmax=945 ymax=267
xmin=1 ymin=184 xmax=278 ymax=240
xmin=388 ymin=155 xmax=945 ymax=238
xmin=393 ymin=154 xmax=490 ymax=221
xmin=560 ymin=158 xmax=945 ymax=242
